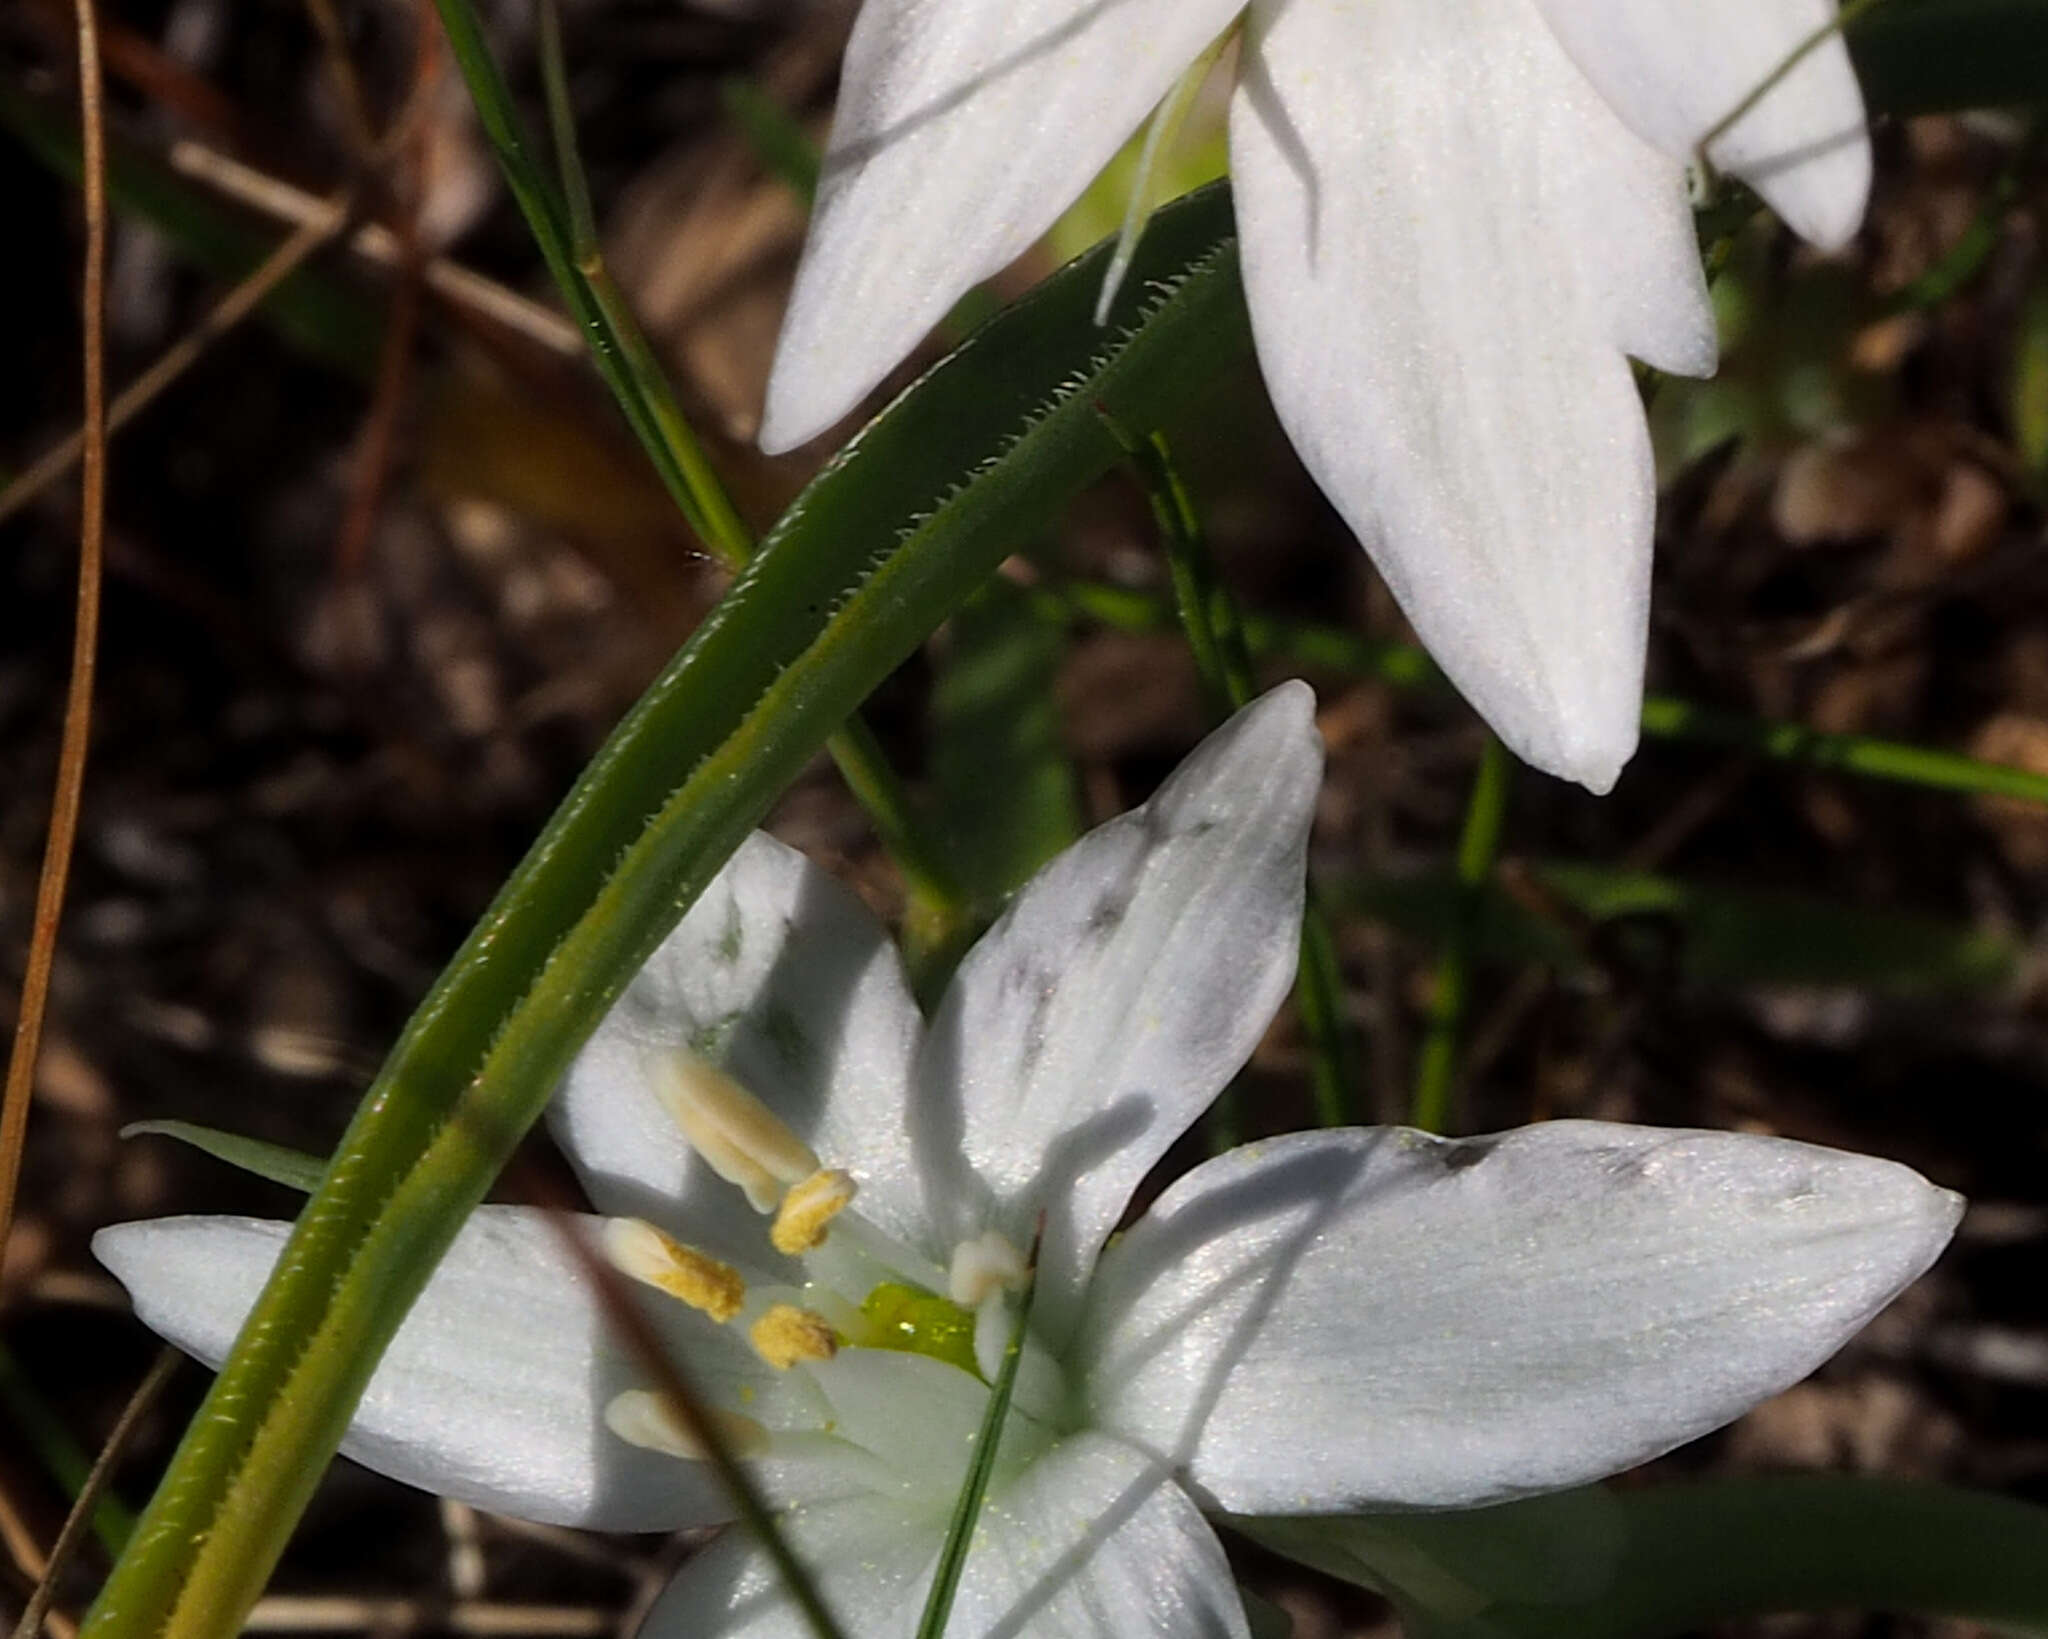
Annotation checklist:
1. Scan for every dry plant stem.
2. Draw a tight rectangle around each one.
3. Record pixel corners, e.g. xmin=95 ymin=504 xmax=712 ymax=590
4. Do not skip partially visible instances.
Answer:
xmin=10 ymin=1351 xmax=178 ymax=1639
xmin=301 ymin=0 xmax=380 ymax=161
xmin=0 ymin=0 xmax=110 ymax=1271
xmin=0 ymin=191 xmax=358 ymax=530
xmin=244 ymin=1600 xmax=614 ymax=1636
xmin=20 ymin=0 xmax=246 ymax=147
xmin=165 ymin=143 xmax=580 ymax=356
xmin=335 ymin=24 xmax=436 ymax=583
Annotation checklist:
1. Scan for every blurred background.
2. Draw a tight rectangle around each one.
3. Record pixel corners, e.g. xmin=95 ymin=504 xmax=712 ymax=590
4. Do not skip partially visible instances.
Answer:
xmin=1 ymin=1 xmax=2045 ymax=1634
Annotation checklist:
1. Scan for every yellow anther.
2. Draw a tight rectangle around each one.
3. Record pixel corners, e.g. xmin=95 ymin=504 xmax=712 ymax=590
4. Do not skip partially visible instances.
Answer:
xmin=770 ymin=1168 xmax=858 ymax=1255
xmin=601 ymin=1218 xmax=747 ymax=1323
xmin=645 ymin=1053 xmax=819 ymax=1212
xmin=948 ymin=1230 xmax=1029 ymax=1309
xmin=603 ymin=1390 xmax=768 ymax=1460
xmin=749 ymin=1304 xmax=839 ymax=1370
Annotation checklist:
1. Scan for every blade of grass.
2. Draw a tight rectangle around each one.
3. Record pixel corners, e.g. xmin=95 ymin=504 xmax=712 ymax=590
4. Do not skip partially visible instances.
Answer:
xmin=1409 ymin=737 xmax=1512 ymax=1134
xmin=1335 ymin=858 xmax=2016 ymax=994
xmin=914 ymin=1225 xmax=1042 ymax=1639
xmin=1105 ymin=423 xmax=1362 ymax=1130
xmin=720 ymin=77 xmax=819 ymax=203
xmin=119 ymin=1123 xmax=326 ymax=1194
xmin=0 ymin=0 xmax=109 ymax=1274
xmin=1042 ymin=583 xmax=2048 ymax=807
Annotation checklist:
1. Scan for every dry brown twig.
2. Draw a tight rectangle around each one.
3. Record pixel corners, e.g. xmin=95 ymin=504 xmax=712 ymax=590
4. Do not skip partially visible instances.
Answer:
xmin=0 ymin=0 xmax=111 ymax=1277
xmin=0 ymin=189 xmax=361 ymax=530
xmin=300 ymin=0 xmax=381 ymax=163
xmin=334 ymin=3 xmax=440 ymax=582
xmin=168 ymin=143 xmax=581 ymax=355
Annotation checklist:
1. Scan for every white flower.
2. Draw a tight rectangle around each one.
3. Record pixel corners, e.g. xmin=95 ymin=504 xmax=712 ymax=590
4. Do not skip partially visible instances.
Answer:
xmin=98 ymin=685 xmax=1957 ymax=1639
xmin=758 ymin=0 xmax=1871 ymax=793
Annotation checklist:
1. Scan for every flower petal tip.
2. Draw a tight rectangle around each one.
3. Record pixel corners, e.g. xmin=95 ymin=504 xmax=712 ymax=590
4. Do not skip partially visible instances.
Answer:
xmin=1763 ymin=137 xmax=1872 ymax=254
xmin=92 ymin=1220 xmax=178 ymax=1302
xmin=1817 ymin=1149 xmax=1965 ymax=1289
xmin=1252 ymin=677 xmax=1318 ymax=740
xmin=1488 ymin=692 xmax=1637 ymax=797
xmin=756 ymin=368 xmax=838 ymax=458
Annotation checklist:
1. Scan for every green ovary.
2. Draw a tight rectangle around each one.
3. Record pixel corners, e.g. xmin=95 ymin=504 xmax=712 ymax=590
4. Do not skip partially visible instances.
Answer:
xmin=858 ymin=1282 xmax=981 ymax=1377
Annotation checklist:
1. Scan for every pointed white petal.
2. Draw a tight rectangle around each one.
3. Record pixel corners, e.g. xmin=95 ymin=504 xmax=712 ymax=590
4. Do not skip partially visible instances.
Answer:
xmin=551 ymin=832 xmax=926 ymax=1255
xmin=759 ymin=0 xmax=1244 ymax=452
xmin=639 ymin=1494 xmax=937 ymax=1639
xmin=918 ymin=685 xmax=1321 ymax=1340
xmin=1534 ymin=0 xmax=1871 ymax=249
xmin=945 ymin=1433 xmax=1248 ymax=1639
xmin=640 ymin=1432 xmax=1246 ymax=1639
xmin=94 ymin=1210 xmax=847 ymax=1529
xmin=1078 ymin=1123 xmax=1961 ymax=1512
xmin=1230 ymin=0 xmax=1713 ymax=791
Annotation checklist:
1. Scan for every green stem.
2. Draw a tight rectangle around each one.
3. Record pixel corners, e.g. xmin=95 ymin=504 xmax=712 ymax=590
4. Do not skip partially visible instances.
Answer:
xmin=913 ymin=1232 xmax=1041 ymax=1639
xmin=1699 ymin=0 xmax=1888 ymax=158
xmin=1109 ymin=424 xmax=1360 ymax=1128
xmin=513 ymin=0 xmax=972 ymax=956
xmin=1409 ymin=736 xmax=1512 ymax=1133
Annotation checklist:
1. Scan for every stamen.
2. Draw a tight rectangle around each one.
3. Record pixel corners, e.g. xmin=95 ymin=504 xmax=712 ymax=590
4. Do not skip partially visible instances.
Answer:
xmin=749 ymin=1304 xmax=839 ymax=1370
xmin=645 ymin=1053 xmax=819 ymax=1212
xmin=602 ymin=1218 xmax=747 ymax=1323
xmin=948 ymin=1230 xmax=1028 ymax=1308
xmin=603 ymin=1389 xmax=767 ymax=1460
xmin=770 ymin=1168 xmax=858 ymax=1255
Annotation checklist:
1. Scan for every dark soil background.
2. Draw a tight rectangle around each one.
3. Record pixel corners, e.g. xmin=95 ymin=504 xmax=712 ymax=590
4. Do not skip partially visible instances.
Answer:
xmin=1 ymin=2 xmax=2045 ymax=1636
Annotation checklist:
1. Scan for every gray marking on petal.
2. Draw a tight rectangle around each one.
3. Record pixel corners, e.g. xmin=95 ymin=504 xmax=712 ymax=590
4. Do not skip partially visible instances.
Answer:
xmin=690 ymin=1016 xmax=739 ymax=1062
xmin=1085 ymin=888 xmax=1132 ymax=939
xmin=714 ymin=900 xmax=744 ymax=966
xmin=760 ymin=1005 xmax=812 ymax=1075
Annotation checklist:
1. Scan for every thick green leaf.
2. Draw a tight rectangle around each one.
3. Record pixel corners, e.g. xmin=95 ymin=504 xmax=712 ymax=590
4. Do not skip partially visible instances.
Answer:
xmin=83 ymin=181 xmax=1245 ymax=1639
xmin=1340 ymin=861 xmax=2015 ymax=993
xmin=1251 ymin=1478 xmax=2048 ymax=1639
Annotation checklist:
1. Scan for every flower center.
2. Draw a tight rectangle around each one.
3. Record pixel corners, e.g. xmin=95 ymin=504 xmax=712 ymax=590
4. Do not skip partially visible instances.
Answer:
xmin=599 ymin=1050 xmax=1053 ymax=1470
xmin=858 ymin=1281 xmax=979 ymax=1375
